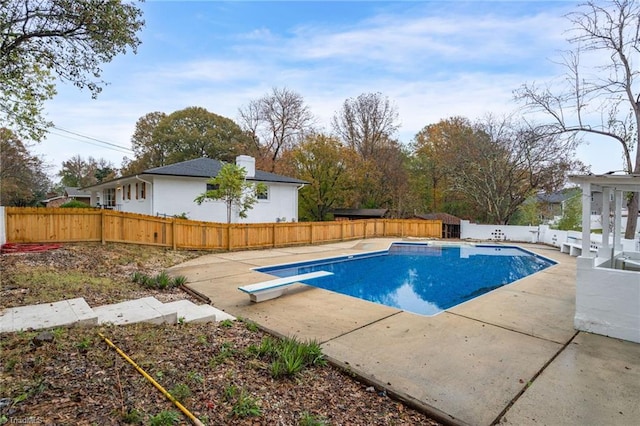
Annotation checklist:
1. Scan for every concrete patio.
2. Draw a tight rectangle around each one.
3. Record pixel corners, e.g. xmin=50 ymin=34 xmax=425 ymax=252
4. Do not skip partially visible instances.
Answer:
xmin=170 ymin=238 xmax=640 ymax=426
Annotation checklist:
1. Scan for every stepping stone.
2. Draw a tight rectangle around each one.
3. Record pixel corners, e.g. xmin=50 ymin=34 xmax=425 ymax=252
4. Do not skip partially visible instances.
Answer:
xmin=0 ymin=298 xmax=97 ymax=333
xmin=161 ymin=300 xmax=217 ymax=323
xmin=94 ymin=297 xmax=176 ymax=326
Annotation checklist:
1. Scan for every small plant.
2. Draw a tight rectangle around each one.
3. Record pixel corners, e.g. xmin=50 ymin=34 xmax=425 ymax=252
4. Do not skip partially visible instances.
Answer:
xmin=169 ymin=383 xmax=191 ymax=403
xmin=209 ymin=342 xmax=235 ymax=366
xmin=155 ymin=271 xmax=172 ymax=289
xmin=4 ymin=358 xmax=18 ymax=372
xmin=219 ymin=319 xmax=234 ymax=328
xmin=223 ymin=384 xmax=238 ymax=402
xmin=177 ymin=316 xmax=185 ymax=325
xmin=230 ymin=389 xmax=261 ymax=418
xmin=121 ymin=408 xmax=143 ymax=424
xmin=149 ymin=410 xmax=180 ymax=426
xmin=76 ymin=337 xmax=92 ymax=352
xmin=172 ymin=275 xmax=187 ymax=286
xmin=131 ymin=271 xmax=186 ymax=290
xmin=299 ymin=411 xmax=328 ymax=426
xmin=187 ymin=370 xmax=204 ymax=384
xmin=196 ymin=334 xmax=208 ymax=345
xmin=243 ymin=319 xmax=259 ymax=332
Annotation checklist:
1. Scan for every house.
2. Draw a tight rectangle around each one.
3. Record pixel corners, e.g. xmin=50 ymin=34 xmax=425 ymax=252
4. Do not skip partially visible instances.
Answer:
xmin=44 ymin=187 xmax=91 ymax=207
xmin=535 ymin=188 xmax=581 ymax=223
xmin=331 ymin=208 xmax=388 ymax=221
xmin=81 ymin=156 xmax=307 ymax=223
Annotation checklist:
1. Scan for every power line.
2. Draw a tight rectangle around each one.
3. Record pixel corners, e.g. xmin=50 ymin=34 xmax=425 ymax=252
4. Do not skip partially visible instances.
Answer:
xmin=50 ymin=126 xmax=134 ymax=153
xmin=47 ymin=130 xmax=133 ymax=155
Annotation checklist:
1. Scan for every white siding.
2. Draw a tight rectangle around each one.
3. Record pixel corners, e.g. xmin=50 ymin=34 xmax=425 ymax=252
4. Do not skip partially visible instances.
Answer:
xmin=151 ymin=176 xmax=299 ymax=223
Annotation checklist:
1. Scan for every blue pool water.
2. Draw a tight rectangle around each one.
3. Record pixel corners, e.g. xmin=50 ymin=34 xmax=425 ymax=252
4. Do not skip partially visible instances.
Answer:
xmin=255 ymin=243 xmax=555 ymax=316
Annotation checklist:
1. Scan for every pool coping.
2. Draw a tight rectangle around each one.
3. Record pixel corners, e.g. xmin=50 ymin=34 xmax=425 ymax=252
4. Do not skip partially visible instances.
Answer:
xmin=173 ymin=238 xmax=640 ymax=426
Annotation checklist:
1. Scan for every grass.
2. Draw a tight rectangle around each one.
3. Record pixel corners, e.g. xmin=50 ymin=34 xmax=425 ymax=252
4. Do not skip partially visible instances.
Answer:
xmin=6 ymin=270 xmax=120 ymax=306
xmin=248 ymin=335 xmax=326 ymax=379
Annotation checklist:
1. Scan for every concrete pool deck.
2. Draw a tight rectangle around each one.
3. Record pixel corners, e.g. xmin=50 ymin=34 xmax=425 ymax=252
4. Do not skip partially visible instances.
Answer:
xmin=170 ymin=238 xmax=640 ymax=426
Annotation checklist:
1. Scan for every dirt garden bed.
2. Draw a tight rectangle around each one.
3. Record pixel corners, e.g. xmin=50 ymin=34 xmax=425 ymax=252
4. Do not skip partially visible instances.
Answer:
xmin=0 ymin=243 xmax=440 ymax=425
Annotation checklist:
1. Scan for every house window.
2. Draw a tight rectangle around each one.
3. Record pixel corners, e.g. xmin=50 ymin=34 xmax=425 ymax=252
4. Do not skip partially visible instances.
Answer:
xmin=206 ymin=183 xmax=219 ymax=191
xmin=137 ymin=182 xmax=146 ymax=200
xmin=104 ymin=188 xmax=116 ymax=207
xmin=125 ymin=184 xmax=131 ymax=200
xmin=257 ymin=185 xmax=269 ymax=200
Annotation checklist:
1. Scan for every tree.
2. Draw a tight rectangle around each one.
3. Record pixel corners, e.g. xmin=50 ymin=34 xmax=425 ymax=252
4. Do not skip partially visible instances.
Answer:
xmin=194 ymin=163 xmax=267 ymax=223
xmin=0 ymin=127 xmax=51 ymax=206
xmin=331 ymin=92 xmax=400 ymax=160
xmin=0 ymin=0 xmax=144 ymax=141
xmin=121 ymin=111 xmax=167 ymax=175
xmin=556 ymin=192 xmax=582 ymax=231
xmin=238 ymin=87 xmax=315 ymax=171
xmin=279 ymin=134 xmax=353 ymax=221
xmin=59 ymin=155 xmax=117 ymax=187
xmin=413 ymin=117 xmax=476 ymax=212
xmin=515 ymin=0 xmax=640 ymax=238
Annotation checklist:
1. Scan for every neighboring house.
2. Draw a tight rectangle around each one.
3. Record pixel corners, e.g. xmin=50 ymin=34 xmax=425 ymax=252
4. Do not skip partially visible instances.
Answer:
xmin=331 ymin=209 xmax=388 ymax=221
xmin=44 ymin=187 xmax=91 ymax=207
xmin=536 ymin=188 xmax=582 ymax=223
xmin=81 ymin=156 xmax=307 ymax=223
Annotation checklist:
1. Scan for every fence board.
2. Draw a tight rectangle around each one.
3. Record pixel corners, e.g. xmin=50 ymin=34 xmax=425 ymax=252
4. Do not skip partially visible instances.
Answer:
xmin=4 ymin=207 xmax=442 ymax=250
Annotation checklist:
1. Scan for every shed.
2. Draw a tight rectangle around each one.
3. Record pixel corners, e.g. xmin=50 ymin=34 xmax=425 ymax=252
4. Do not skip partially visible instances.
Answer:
xmin=415 ymin=213 xmax=461 ymax=238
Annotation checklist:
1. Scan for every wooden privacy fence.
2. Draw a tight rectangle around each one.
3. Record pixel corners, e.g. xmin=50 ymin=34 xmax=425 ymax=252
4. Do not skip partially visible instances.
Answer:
xmin=4 ymin=207 xmax=442 ymax=251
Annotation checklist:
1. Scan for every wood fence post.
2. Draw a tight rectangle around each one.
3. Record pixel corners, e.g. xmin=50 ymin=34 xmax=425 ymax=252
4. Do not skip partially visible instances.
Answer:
xmin=101 ymin=209 xmax=106 ymax=245
xmin=172 ymin=218 xmax=177 ymax=250
xmin=273 ymin=223 xmax=277 ymax=248
xmin=227 ymin=224 xmax=231 ymax=251
xmin=309 ymin=222 xmax=313 ymax=244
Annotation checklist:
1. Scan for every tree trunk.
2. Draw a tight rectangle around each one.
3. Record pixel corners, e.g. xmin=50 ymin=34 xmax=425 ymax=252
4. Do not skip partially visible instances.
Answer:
xmin=625 ymin=192 xmax=638 ymax=239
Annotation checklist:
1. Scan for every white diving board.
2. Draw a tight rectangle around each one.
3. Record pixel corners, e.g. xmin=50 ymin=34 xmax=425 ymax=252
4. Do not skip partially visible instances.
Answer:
xmin=239 ymin=270 xmax=333 ymax=303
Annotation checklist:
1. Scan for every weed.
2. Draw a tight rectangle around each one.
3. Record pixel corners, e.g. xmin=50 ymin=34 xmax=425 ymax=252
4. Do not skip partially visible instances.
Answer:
xmin=154 ymin=370 xmax=164 ymax=380
xmin=4 ymin=358 xmax=18 ymax=373
xmin=131 ymin=271 xmax=144 ymax=283
xmin=299 ymin=411 xmax=328 ymax=426
xmin=219 ymin=319 xmax=234 ymax=328
xmin=253 ymin=336 xmax=327 ymax=378
xmin=243 ymin=319 xmax=259 ymax=332
xmin=187 ymin=371 xmax=204 ymax=384
xmin=131 ymin=271 xmax=186 ymax=291
xmin=76 ymin=337 xmax=92 ymax=352
xmin=169 ymin=383 xmax=191 ymax=403
xmin=209 ymin=342 xmax=235 ymax=366
xmin=148 ymin=410 xmax=180 ymax=426
xmin=230 ymin=389 xmax=261 ymax=418
xmin=50 ymin=327 xmax=65 ymax=339
xmin=121 ymin=408 xmax=143 ymax=424
xmin=177 ymin=316 xmax=185 ymax=325
xmin=196 ymin=334 xmax=208 ymax=345
xmin=223 ymin=384 xmax=238 ymax=402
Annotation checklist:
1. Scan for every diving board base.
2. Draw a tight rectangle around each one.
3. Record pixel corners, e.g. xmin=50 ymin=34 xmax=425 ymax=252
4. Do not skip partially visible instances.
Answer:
xmin=239 ymin=271 xmax=333 ymax=303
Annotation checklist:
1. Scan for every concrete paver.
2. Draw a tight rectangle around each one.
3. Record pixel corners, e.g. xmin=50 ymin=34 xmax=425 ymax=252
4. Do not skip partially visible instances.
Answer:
xmin=322 ymin=311 xmax=562 ymax=426
xmin=93 ymin=296 xmax=177 ymax=325
xmin=500 ymin=332 xmax=640 ymax=426
xmin=0 ymin=298 xmax=97 ymax=332
xmin=168 ymin=238 xmax=640 ymax=426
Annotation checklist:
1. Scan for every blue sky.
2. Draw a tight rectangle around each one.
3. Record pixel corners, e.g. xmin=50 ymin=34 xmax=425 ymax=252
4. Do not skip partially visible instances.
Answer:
xmin=34 ymin=0 xmax=626 ymax=177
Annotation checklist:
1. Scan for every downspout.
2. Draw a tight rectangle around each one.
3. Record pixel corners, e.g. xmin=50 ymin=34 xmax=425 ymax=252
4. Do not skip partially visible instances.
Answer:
xmin=295 ymin=184 xmax=305 ymax=222
xmin=135 ymin=175 xmax=153 ymax=214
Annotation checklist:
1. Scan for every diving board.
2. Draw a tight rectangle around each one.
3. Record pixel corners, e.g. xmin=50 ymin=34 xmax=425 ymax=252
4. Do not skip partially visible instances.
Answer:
xmin=239 ymin=270 xmax=333 ymax=303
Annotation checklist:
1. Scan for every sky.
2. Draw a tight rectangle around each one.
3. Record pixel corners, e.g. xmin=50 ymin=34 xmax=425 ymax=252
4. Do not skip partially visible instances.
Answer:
xmin=32 ymin=0 xmax=629 ymax=179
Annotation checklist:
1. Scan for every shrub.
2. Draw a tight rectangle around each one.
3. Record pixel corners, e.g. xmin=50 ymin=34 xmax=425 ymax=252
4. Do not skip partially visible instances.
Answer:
xmin=60 ymin=200 xmax=91 ymax=208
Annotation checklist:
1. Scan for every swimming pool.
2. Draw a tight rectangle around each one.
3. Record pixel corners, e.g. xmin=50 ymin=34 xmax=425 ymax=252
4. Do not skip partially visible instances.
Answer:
xmin=255 ymin=242 xmax=556 ymax=315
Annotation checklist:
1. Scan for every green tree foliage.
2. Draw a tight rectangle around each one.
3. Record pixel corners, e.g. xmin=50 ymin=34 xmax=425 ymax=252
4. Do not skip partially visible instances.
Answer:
xmin=194 ymin=163 xmax=267 ymax=223
xmin=516 ymin=0 xmax=640 ymax=238
xmin=0 ymin=0 xmax=144 ymax=141
xmin=279 ymin=134 xmax=353 ymax=221
xmin=556 ymin=193 xmax=582 ymax=231
xmin=412 ymin=116 xmax=579 ymax=224
xmin=121 ymin=111 xmax=167 ymax=175
xmin=59 ymin=155 xmax=117 ymax=187
xmin=123 ymin=107 xmax=248 ymax=173
xmin=0 ymin=127 xmax=51 ymax=206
